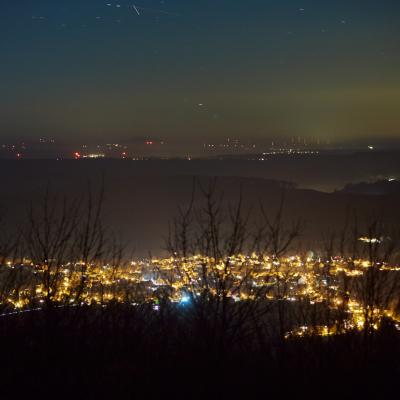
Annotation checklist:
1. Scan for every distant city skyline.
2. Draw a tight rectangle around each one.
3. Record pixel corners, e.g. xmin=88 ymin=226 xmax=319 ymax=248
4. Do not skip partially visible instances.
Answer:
xmin=1 ymin=134 xmax=397 ymax=160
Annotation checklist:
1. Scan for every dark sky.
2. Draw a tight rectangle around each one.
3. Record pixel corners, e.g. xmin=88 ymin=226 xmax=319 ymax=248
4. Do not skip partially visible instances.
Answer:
xmin=1 ymin=0 xmax=399 ymax=145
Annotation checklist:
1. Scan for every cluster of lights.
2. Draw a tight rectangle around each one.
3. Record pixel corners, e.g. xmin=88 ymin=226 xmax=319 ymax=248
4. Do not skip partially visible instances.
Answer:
xmin=1 ymin=254 xmax=400 ymax=338
xmin=261 ymin=149 xmax=319 ymax=156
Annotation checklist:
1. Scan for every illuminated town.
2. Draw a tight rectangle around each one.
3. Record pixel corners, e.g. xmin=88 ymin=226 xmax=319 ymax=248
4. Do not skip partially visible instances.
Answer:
xmin=2 ymin=252 xmax=399 ymax=338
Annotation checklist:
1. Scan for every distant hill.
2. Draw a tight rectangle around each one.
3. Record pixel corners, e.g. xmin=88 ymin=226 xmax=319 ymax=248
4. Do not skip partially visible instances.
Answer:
xmin=1 ymin=160 xmax=400 ymax=256
xmin=339 ymin=180 xmax=400 ymax=195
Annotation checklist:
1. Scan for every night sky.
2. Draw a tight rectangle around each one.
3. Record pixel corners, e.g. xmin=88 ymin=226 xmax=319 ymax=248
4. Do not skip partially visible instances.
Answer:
xmin=1 ymin=1 xmax=399 ymax=146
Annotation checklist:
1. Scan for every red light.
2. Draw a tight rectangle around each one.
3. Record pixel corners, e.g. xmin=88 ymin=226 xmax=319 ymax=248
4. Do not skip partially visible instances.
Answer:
xmin=74 ymin=152 xmax=81 ymax=159
xmin=145 ymin=141 xmax=154 ymax=145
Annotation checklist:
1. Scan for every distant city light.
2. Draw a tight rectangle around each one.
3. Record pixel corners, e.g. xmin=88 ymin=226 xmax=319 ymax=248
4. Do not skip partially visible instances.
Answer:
xmin=359 ymin=236 xmax=382 ymax=244
xmin=82 ymin=153 xmax=105 ymax=159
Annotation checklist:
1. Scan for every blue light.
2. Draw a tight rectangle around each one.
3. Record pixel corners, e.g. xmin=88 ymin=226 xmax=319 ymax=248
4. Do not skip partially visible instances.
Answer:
xmin=180 ymin=295 xmax=190 ymax=304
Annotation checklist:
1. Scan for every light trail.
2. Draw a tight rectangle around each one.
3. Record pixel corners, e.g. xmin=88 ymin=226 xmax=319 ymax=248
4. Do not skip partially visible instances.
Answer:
xmin=132 ymin=4 xmax=141 ymax=16
xmin=128 ymin=4 xmax=180 ymax=17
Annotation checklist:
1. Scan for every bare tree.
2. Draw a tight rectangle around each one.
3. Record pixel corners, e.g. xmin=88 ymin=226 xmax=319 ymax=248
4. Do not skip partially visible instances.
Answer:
xmin=71 ymin=183 xmax=106 ymax=304
xmin=256 ymin=190 xmax=304 ymax=340
xmin=22 ymin=188 xmax=81 ymax=308
xmin=18 ymin=183 xmax=116 ymax=309
xmin=0 ymin=212 xmax=25 ymax=310
xmin=164 ymin=179 xmax=304 ymax=353
xmin=352 ymin=219 xmax=400 ymax=336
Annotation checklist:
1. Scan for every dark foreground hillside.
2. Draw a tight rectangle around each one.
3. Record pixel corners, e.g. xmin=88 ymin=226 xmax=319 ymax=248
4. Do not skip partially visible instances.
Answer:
xmin=1 ymin=306 xmax=399 ymax=399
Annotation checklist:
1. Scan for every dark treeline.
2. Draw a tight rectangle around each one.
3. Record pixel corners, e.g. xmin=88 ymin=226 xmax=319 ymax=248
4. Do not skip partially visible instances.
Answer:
xmin=1 ymin=304 xmax=399 ymax=399
xmin=1 ymin=179 xmax=400 ymax=399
